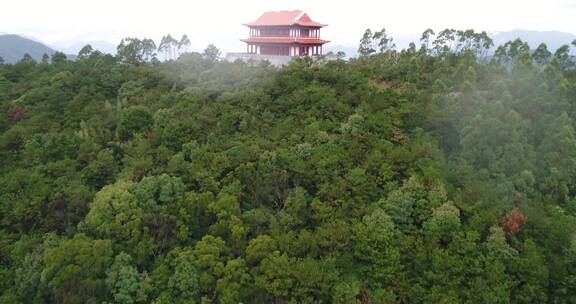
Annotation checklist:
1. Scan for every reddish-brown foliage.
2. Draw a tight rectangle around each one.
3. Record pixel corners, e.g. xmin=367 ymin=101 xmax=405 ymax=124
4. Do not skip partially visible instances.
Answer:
xmin=391 ymin=127 xmax=408 ymax=143
xmin=501 ymin=208 xmax=527 ymax=236
xmin=7 ymin=106 xmax=26 ymax=123
xmin=360 ymin=290 xmax=373 ymax=304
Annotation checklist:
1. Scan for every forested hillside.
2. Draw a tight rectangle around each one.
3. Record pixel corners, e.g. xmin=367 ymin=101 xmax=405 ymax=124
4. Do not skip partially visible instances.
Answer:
xmin=1 ymin=30 xmax=576 ymax=304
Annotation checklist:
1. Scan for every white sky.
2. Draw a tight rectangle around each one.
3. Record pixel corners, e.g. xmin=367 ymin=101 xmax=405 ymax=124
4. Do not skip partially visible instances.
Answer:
xmin=1 ymin=0 xmax=575 ymax=52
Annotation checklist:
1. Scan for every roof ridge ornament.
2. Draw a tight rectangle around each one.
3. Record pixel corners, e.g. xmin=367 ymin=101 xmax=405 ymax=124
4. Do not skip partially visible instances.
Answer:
xmin=294 ymin=11 xmax=306 ymax=22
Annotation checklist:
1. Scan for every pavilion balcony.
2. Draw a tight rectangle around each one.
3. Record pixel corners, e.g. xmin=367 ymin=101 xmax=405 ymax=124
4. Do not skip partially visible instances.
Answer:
xmin=249 ymin=27 xmax=322 ymax=39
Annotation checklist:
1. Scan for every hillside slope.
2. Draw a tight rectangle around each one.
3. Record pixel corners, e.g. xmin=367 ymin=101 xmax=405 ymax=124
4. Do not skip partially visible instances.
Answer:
xmin=0 ymin=33 xmax=576 ymax=303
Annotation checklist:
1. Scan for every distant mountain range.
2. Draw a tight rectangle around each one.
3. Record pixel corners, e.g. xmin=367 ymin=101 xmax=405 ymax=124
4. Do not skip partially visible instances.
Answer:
xmin=0 ymin=34 xmax=117 ymax=64
xmin=0 ymin=34 xmax=56 ymax=63
xmin=1 ymin=29 xmax=574 ymax=63
xmin=491 ymin=29 xmax=576 ymax=51
xmin=50 ymin=40 xmax=117 ymax=56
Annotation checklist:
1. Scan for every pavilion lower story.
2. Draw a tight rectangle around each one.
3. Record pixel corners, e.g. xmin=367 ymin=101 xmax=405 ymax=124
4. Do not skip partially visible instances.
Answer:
xmin=246 ymin=44 xmax=324 ymax=56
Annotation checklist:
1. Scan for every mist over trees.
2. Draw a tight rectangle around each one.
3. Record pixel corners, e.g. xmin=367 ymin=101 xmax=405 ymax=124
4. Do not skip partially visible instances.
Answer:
xmin=0 ymin=27 xmax=576 ymax=303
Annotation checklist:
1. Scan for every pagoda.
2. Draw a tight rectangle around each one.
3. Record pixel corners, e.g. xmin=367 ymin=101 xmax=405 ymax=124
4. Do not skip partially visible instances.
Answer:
xmin=241 ymin=10 xmax=329 ymax=57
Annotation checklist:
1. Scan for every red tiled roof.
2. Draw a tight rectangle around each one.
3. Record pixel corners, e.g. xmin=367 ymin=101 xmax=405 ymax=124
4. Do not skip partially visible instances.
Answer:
xmin=241 ymin=37 xmax=329 ymax=45
xmin=244 ymin=10 xmax=327 ymax=27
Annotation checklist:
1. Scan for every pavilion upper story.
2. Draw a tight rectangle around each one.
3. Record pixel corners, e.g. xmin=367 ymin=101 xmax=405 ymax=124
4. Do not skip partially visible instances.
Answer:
xmin=241 ymin=10 xmax=329 ymax=57
xmin=247 ymin=25 xmax=323 ymax=39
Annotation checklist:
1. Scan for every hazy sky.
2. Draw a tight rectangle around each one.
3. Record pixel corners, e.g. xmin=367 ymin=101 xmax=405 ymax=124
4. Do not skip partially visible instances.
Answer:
xmin=2 ymin=0 xmax=576 ymax=52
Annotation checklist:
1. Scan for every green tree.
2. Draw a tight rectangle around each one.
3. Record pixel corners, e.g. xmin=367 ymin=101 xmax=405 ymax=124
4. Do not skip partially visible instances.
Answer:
xmin=119 ymin=107 xmax=153 ymax=140
xmin=81 ymin=148 xmax=119 ymax=188
xmin=106 ymin=252 xmax=150 ymax=304
xmin=0 ymin=169 xmax=50 ymax=232
xmin=553 ymin=44 xmax=574 ymax=71
xmin=77 ymin=44 xmax=95 ymax=59
xmin=168 ymin=250 xmax=200 ymax=303
xmin=50 ymin=52 xmax=67 ymax=65
xmin=82 ymin=180 xmax=143 ymax=244
xmin=158 ymin=34 xmax=179 ymax=60
xmin=193 ymin=235 xmax=229 ymax=296
xmin=117 ymin=38 xmax=157 ymax=64
xmin=424 ymin=203 xmax=461 ymax=242
xmin=420 ymin=28 xmax=435 ymax=49
xmin=358 ymin=29 xmax=375 ymax=58
xmin=352 ymin=208 xmax=400 ymax=295
xmin=532 ymin=43 xmax=552 ymax=67
xmin=178 ymin=34 xmax=192 ymax=54
xmin=254 ymin=251 xmax=294 ymax=300
xmin=41 ymin=53 xmax=50 ymax=64
xmin=377 ymin=177 xmax=431 ymax=227
xmin=538 ymin=112 xmax=576 ymax=203
xmin=512 ymin=239 xmax=549 ymax=303
xmin=202 ymin=44 xmax=221 ymax=62
xmin=461 ymin=104 xmax=533 ymax=179
xmin=485 ymin=226 xmax=518 ymax=261
xmin=42 ymin=234 xmax=113 ymax=304
xmin=373 ymin=27 xmax=395 ymax=53
xmin=215 ymin=258 xmax=252 ymax=304
xmin=494 ymin=38 xmax=530 ymax=65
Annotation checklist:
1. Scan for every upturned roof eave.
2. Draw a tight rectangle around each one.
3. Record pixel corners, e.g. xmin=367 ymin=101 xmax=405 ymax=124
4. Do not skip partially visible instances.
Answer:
xmin=243 ymin=22 xmax=327 ymax=28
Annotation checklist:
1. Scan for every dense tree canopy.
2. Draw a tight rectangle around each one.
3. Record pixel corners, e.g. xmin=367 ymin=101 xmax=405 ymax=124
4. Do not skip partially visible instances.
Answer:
xmin=0 ymin=29 xmax=576 ymax=303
